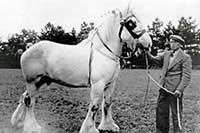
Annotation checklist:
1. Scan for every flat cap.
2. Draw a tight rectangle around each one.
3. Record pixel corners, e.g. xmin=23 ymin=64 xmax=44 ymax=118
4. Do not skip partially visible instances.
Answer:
xmin=170 ymin=35 xmax=185 ymax=45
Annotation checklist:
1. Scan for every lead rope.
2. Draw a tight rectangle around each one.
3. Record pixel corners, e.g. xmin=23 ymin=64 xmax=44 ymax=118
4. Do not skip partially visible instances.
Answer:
xmin=143 ymin=50 xmax=150 ymax=105
xmin=143 ymin=51 xmax=175 ymax=105
xmin=144 ymin=51 xmax=175 ymax=96
xmin=177 ymin=98 xmax=182 ymax=130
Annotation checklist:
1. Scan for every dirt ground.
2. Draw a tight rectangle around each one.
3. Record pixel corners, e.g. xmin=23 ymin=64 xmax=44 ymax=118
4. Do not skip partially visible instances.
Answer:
xmin=0 ymin=69 xmax=199 ymax=133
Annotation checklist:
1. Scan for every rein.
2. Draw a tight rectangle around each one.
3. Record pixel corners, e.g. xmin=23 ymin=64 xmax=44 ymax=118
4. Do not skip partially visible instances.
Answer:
xmin=143 ymin=51 xmax=150 ymax=105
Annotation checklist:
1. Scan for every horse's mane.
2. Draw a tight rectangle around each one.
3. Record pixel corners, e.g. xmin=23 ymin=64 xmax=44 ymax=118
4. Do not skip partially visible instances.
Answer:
xmin=91 ymin=4 xmax=142 ymax=33
xmin=87 ymin=9 xmax=121 ymax=40
xmin=78 ymin=10 xmax=115 ymax=45
xmin=82 ymin=4 xmax=142 ymax=45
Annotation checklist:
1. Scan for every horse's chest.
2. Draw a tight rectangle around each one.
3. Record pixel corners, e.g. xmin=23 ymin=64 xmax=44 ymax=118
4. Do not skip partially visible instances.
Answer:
xmin=91 ymin=58 xmax=119 ymax=82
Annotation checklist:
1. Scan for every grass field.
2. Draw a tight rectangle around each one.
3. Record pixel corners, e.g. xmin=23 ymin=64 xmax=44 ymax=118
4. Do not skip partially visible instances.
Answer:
xmin=0 ymin=69 xmax=199 ymax=133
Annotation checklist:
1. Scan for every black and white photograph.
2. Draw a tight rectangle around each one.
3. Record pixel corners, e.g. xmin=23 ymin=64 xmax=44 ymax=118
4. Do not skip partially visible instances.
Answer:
xmin=0 ymin=0 xmax=199 ymax=132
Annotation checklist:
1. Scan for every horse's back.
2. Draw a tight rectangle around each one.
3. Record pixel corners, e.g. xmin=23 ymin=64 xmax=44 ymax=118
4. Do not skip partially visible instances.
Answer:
xmin=21 ymin=40 xmax=91 ymax=84
xmin=21 ymin=40 xmax=80 ymax=68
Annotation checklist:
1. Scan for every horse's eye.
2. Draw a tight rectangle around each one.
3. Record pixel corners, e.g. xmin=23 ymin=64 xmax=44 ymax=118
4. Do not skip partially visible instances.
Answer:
xmin=120 ymin=21 xmax=125 ymax=25
xmin=130 ymin=21 xmax=136 ymax=26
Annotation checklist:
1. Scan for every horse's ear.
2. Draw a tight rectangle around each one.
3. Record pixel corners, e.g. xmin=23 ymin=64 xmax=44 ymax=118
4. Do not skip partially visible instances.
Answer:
xmin=122 ymin=3 xmax=129 ymax=16
xmin=121 ymin=1 xmax=133 ymax=17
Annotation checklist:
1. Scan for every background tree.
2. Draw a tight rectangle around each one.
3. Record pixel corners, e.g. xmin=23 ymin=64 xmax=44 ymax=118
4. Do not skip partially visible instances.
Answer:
xmin=0 ymin=18 xmax=199 ymax=69
xmin=176 ymin=17 xmax=200 ymax=68
xmin=163 ymin=21 xmax=177 ymax=39
xmin=178 ymin=17 xmax=197 ymax=42
xmin=40 ymin=22 xmax=77 ymax=44
xmin=0 ymin=29 xmax=39 ymax=68
xmin=147 ymin=18 xmax=164 ymax=55
xmin=6 ymin=29 xmax=39 ymax=54
xmin=176 ymin=17 xmax=199 ymax=49
xmin=77 ymin=21 xmax=94 ymax=42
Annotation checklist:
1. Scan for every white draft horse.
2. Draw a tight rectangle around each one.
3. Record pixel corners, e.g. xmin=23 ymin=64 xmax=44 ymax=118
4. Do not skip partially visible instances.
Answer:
xmin=11 ymin=5 xmax=152 ymax=133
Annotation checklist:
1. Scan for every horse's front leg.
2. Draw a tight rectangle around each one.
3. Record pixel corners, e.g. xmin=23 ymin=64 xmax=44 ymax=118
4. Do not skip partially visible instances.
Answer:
xmin=80 ymin=81 xmax=104 ymax=133
xmin=98 ymin=81 xmax=119 ymax=132
xmin=11 ymin=83 xmax=41 ymax=132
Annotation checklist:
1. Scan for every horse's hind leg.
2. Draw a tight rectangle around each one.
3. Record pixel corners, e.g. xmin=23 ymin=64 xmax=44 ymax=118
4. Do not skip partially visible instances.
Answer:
xmin=11 ymin=83 xmax=41 ymax=132
xmin=11 ymin=90 xmax=27 ymax=128
xmin=80 ymin=81 xmax=104 ymax=133
xmin=98 ymin=81 xmax=119 ymax=132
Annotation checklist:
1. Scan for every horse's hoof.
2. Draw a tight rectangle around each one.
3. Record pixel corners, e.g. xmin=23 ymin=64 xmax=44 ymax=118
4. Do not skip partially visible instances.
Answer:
xmin=11 ymin=121 xmax=24 ymax=129
xmin=98 ymin=123 xmax=119 ymax=133
xmin=24 ymin=123 xmax=42 ymax=133
xmin=99 ymin=129 xmax=119 ymax=133
xmin=80 ymin=127 xmax=99 ymax=133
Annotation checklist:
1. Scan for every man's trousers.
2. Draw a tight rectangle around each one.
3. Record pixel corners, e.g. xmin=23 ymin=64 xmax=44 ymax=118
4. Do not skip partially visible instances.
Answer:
xmin=156 ymin=89 xmax=183 ymax=133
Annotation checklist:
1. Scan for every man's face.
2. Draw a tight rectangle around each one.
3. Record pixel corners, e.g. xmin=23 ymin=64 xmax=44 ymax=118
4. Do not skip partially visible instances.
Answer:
xmin=170 ymin=39 xmax=181 ymax=51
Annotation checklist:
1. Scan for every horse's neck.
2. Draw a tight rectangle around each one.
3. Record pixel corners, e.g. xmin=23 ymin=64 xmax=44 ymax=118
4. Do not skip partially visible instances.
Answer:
xmin=93 ymin=20 xmax=122 ymax=57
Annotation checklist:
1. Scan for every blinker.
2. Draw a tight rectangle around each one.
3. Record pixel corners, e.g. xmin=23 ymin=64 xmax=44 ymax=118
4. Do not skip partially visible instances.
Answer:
xmin=124 ymin=19 xmax=137 ymax=31
xmin=119 ymin=19 xmax=137 ymax=42
xmin=124 ymin=19 xmax=145 ymax=39
xmin=119 ymin=17 xmax=145 ymax=42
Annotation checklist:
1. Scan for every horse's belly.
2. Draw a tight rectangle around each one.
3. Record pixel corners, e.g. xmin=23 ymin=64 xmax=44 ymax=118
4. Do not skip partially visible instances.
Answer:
xmin=47 ymin=47 xmax=90 ymax=86
xmin=56 ymin=64 xmax=89 ymax=85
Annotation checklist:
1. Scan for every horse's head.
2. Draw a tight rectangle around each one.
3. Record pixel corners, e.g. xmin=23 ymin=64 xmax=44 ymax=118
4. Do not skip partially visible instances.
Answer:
xmin=93 ymin=4 xmax=152 ymax=60
xmin=118 ymin=4 xmax=152 ymax=56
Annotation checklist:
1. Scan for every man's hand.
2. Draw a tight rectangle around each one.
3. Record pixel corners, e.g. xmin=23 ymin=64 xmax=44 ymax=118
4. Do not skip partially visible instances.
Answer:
xmin=174 ymin=90 xmax=182 ymax=98
xmin=137 ymin=43 xmax=149 ymax=51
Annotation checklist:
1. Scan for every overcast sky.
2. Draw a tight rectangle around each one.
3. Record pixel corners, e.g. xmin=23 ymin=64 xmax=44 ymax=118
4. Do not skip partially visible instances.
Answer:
xmin=0 ymin=0 xmax=199 ymax=40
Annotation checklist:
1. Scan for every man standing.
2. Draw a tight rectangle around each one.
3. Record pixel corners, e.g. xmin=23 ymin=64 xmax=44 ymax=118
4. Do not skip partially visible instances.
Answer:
xmin=147 ymin=35 xmax=192 ymax=133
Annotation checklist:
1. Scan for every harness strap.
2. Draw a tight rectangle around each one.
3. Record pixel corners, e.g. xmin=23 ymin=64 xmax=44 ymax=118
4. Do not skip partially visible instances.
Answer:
xmin=118 ymin=24 xmax=124 ymax=42
xmin=88 ymin=41 xmax=94 ymax=87
xmin=96 ymin=30 xmax=132 ymax=60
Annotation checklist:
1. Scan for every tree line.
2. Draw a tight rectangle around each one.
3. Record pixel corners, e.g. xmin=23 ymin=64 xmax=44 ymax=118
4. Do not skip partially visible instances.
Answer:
xmin=0 ymin=21 xmax=94 ymax=68
xmin=0 ymin=17 xmax=200 ymax=69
